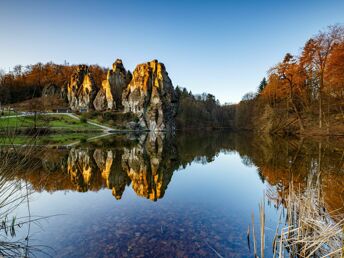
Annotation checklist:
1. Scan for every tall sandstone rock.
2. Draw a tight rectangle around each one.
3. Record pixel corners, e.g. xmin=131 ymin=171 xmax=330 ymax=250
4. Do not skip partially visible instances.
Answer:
xmin=122 ymin=60 xmax=178 ymax=132
xmin=67 ymin=65 xmax=97 ymax=111
xmin=94 ymin=59 xmax=132 ymax=111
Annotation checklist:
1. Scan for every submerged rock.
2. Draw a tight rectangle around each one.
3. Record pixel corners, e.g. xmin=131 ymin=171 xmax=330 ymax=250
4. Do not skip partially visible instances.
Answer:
xmin=67 ymin=65 xmax=97 ymax=111
xmin=94 ymin=59 xmax=131 ymax=111
xmin=122 ymin=60 xmax=178 ymax=132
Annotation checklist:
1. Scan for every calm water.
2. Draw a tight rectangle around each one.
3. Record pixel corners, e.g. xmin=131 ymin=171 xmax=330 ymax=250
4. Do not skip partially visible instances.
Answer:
xmin=3 ymin=132 xmax=344 ymax=257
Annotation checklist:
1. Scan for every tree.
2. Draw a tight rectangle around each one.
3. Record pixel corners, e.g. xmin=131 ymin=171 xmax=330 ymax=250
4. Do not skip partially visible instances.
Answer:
xmin=258 ymin=77 xmax=267 ymax=94
xmin=300 ymin=25 xmax=344 ymax=128
xmin=273 ymin=54 xmax=306 ymax=130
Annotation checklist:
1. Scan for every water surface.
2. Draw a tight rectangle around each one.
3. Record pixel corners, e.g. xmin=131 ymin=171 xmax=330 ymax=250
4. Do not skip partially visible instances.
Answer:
xmin=4 ymin=132 xmax=344 ymax=257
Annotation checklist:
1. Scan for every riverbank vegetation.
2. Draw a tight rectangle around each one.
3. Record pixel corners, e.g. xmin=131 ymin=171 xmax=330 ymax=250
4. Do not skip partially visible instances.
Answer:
xmin=250 ymin=178 xmax=344 ymax=257
xmin=175 ymin=88 xmax=234 ymax=130
xmin=0 ymin=114 xmax=105 ymax=145
xmin=0 ymin=145 xmax=48 ymax=256
xmin=234 ymin=25 xmax=344 ymax=136
xmin=0 ymin=114 xmax=101 ymax=133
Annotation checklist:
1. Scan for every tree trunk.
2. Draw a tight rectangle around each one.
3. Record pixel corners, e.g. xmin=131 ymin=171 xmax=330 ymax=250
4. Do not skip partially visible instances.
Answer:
xmin=319 ymin=75 xmax=323 ymax=129
xmin=291 ymin=99 xmax=304 ymax=131
xmin=319 ymin=93 xmax=322 ymax=129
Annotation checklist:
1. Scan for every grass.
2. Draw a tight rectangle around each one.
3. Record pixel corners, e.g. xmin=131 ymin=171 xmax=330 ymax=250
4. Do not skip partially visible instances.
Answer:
xmin=0 ymin=114 xmax=101 ymax=131
xmin=0 ymin=110 xmax=18 ymax=117
xmin=0 ymin=132 xmax=100 ymax=145
xmin=77 ymin=111 xmax=138 ymax=129
xmin=0 ymin=114 xmax=107 ymax=146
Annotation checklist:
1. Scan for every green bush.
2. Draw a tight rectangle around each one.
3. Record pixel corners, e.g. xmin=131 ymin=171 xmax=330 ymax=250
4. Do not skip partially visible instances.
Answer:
xmin=80 ymin=116 xmax=87 ymax=123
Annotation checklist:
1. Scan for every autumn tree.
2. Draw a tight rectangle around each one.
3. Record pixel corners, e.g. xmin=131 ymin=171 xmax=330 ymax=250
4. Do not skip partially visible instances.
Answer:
xmin=300 ymin=25 xmax=344 ymax=128
xmin=325 ymin=41 xmax=344 ymax=117
xmin=274 ymin=53 xmax=306 ymax=130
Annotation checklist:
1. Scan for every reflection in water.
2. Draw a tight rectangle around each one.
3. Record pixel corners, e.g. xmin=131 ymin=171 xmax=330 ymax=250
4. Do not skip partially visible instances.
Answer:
xmin=19 ymin=133 xmax=179 ymax=201
xmin=5 ymin=132 xmax=344 ymax=256
xmin=13 ymin=133 xmax=344 ymax=210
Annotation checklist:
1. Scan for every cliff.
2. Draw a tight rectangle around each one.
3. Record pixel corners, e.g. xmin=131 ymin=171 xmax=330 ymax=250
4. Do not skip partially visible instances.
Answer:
xmin=67 ymin=65 xmax=97 ymax=111
xmin=122 ymin=60 xmax=178 ymax=132
xmin=94 ymin=59 xmax=132 ymax=111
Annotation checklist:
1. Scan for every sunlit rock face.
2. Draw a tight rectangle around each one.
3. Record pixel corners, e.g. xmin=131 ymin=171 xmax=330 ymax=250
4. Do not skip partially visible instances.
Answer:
xmin=122 ymin=60 xmax=178 ymax=132
xmin=94 ymin=59 xmax=132 ymax=111
xmin=67 ymin=65 xmax=97 ymax=111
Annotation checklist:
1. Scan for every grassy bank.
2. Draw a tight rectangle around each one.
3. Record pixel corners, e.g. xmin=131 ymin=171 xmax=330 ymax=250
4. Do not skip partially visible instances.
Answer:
xmin=0 ymin=114 xmax=102 ymax=132
xmin=0 ymin=132 xmax=101 ymax=145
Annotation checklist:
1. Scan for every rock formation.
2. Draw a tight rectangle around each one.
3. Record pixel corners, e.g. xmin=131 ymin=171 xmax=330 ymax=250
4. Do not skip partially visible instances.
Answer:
xmin=41 ymin=83 xmax=69 ymax=108
xmin=67 ymin=65 xmax=97 ymax=111
xmin=122 ymin=60 xmax=178 ymax=131
xmin=42 ymin=83 xmax=61 ymax=97
xmin=94 ymin=59 xmax=132 ymax=111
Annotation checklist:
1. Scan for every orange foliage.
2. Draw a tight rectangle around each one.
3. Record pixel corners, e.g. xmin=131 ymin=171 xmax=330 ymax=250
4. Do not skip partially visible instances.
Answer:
xmin=325 ymin=42 xmax=344 ymax=92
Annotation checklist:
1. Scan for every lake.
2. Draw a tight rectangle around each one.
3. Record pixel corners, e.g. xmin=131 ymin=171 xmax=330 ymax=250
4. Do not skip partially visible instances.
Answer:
xmin=1 ymin=132 xmax=343 ymax=257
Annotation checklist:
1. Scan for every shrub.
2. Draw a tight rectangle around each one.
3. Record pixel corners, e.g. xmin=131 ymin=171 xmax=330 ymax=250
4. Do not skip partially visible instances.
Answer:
xmin=80 ymin=116 xmax=87 ymax=123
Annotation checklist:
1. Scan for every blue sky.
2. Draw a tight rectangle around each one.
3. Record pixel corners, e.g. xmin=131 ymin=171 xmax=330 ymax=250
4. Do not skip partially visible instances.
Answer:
xmin=1 ymin=0 xmax=343 ymax=103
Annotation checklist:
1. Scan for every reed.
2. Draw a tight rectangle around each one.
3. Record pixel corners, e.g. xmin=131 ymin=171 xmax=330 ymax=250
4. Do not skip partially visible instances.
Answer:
xmin=276 ymin=180 xmax=344 ymax=257
xmin=253 ymin=175 xmax=344 ymax=257
xmin=0 ymin=131 xmax=48 ymax=257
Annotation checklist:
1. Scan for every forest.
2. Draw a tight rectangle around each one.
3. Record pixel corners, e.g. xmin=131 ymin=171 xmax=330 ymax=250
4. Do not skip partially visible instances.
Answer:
xmin=1 ymin=25 xmax=343 ymax=134
xmin=0 ymin=62 xmax=234 ymax=130
xmin=0 ymin=62 xmax=106 ymax=104
xmin=235 ymin=25 xmax=344 ymax=135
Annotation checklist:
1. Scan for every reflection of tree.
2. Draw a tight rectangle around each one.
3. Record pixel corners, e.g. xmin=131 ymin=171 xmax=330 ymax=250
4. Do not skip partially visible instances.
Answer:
xmin=231 ymin=134 xmax=344 ymax=215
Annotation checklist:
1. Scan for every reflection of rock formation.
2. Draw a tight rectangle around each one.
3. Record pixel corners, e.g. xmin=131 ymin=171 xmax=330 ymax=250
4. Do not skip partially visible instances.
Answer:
xmin=122 ymin=60 xmax=178 ymax=131
xmin=93 ymin=149 xmax=131 ymax=200
xmin=122 ymin=134 xmax=177 ymax=201
xmin=67 ymin=148 xmax=100 ymax=192
xmin=61 ymin=133 xmax=178 ymax=201
xmin=67 ymin=65 xmax=97 ymax=111
xmin=94 ymin=59 xmax=132 ymax=111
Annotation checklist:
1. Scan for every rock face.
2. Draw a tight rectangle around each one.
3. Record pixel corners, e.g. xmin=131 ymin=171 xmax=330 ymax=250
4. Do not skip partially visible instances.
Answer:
xmin=94 ymin=59 xmax=132 ymax=111
xmin=67 ymin=65 xmax=97 ymax=111
xmin=122 ymin=60 xmax=178 ymax=132
xmin=42 ymin=83 xmax=61 ymax=97
xmin=93 ymin=89 xmax=107 ymax=111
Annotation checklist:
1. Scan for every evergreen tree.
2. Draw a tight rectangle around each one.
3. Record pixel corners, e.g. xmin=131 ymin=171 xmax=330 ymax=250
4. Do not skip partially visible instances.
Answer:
xmin=258 ymin=77 xmax=267 ymax=93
